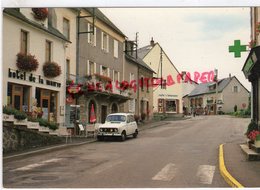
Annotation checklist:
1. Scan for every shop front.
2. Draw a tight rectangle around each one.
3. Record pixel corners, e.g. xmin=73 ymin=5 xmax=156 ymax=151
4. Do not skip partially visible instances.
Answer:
xmin=5 ymin=68 xmax=63 ymax=124
xmin=242 ymin=46 xmax=260 ymax=124
xmin=158 ymin=98 xmax=180 ymax=114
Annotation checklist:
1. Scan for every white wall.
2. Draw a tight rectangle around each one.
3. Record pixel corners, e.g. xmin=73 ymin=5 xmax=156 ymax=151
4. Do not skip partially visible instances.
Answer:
xmin=142 ymin=44 xmax=183 ymax=113
xmin=55 ymin=8 xmax=77 ymax=77
xmin=3 ymin=12 xmax=66 ymax=124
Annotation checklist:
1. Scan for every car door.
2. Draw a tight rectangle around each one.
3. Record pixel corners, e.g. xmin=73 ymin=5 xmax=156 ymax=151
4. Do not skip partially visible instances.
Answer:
xmin=126 ymin=115 xmax=131 ymax=135
xmin=129 ymin=115 xmax=136 ymax=134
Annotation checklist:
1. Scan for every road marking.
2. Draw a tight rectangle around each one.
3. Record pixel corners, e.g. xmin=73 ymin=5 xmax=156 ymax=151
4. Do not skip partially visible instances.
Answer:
xmin=152 ymin=163 xmax=177 ymax=181
xmin=94 ymin=160 xmax=123 ymax=174
xmin=196 ymin=165 xmax=215 ymax=185
xmin=11 ymin=158 xmax=63 ymax=172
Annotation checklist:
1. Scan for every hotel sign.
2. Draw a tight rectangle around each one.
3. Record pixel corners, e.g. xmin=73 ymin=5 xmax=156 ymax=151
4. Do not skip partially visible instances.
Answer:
xmin=8 ymin=68 xmax=61 ymax=88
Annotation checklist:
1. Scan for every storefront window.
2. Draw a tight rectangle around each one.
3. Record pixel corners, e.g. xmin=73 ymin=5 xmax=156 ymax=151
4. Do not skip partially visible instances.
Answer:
xmin=36 ymin=87 xmax=57 ymax=122
xmin=7 ymin=83 xmax=30 ymax=112
xmin=165 ymin=100 xmax=176 ymax=112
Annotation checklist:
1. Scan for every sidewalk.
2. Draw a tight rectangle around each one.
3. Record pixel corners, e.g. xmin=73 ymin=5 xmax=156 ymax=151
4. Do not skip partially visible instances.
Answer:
xmin=3 ymin=120 xmax=169 ymax=161
xmin=221 ymin=142 xmax=260 ymax=187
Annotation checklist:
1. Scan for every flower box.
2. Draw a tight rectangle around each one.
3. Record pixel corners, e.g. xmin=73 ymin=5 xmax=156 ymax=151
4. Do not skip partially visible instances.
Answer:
xmin=14 ymin=118 xmax=28 ymax=125
xmin=32 ymin=8 xmax=48 ymax=21
xmin=39 ymin=126 xmax=50 ymax=133
xmin=3 ymin=114 xmax=15 ymax=122
xmin=43 ymin=61 xmax=61 ymax=78
xmin=16 ymin=53 xmax=39 ymax=72
xmin=27 ymin=122 xmax=40 ymax=130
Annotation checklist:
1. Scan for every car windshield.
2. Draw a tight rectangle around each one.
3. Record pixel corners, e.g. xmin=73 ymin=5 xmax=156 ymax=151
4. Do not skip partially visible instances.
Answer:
xmin=106 ymin=115 xmax=126 ymax=122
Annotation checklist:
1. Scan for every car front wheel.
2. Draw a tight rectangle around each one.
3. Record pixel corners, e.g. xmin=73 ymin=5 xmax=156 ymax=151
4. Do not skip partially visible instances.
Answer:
xmin=121 ymin=131 xmax=126 ymax=141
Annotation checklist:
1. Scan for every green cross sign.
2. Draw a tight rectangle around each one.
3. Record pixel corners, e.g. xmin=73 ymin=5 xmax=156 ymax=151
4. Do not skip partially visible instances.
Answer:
xmin=229 ymin=40 xmax=247 ymax=58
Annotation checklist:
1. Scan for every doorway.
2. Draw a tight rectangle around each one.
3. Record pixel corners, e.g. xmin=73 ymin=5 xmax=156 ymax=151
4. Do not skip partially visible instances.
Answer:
xmin=111 ymin=103 xmax=118 ymax=113
xmin=41 ymin=90 xmax=50 ymax=121
xmin=101 ymin=105 xmax=107 ymax=123
xmin=12 ymin=85 xmax=23 ymax=111
xmin=8 ymin=83 xmax=30 ymax=112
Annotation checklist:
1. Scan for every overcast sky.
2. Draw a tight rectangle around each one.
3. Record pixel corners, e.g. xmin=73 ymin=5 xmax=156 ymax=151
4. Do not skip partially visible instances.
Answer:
xmin=100 ymin=8 xmax=251 ymax=90
xmin=1 ymin=0 xmax=254 ymax=90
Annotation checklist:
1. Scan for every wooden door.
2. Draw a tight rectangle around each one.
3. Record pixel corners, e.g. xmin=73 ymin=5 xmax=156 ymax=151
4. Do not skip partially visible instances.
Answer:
xmin=12 ymin=85 xmax=23 ymax=111
xmin=41 ymin=90 xmax=50 ymax=121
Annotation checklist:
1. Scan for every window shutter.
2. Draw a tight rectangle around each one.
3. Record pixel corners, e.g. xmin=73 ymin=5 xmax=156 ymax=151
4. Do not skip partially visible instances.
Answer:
xmin=107 ymin=35 xmax=109 ymax=53
xmin=94 ymin=27 xmax=97 ymax=46
xmin=108 ymin=68 xmax=110 ymax=78
xmin=112 ymin=70 xmax=115 ymax=81
xmin=87 ymin=23 xmax=90 ymax=43
xmin=101 ymin=32 xmax=104 ymax=50
xmin=238 ymin=86 xmax=241 ymax=92
xmin=87 ymin=60 xmax=90 ymax=75
xmin=100 ymin=65 xmax=103 ymax=75
xmin=94 ymin=62 xmax=96 ymax=74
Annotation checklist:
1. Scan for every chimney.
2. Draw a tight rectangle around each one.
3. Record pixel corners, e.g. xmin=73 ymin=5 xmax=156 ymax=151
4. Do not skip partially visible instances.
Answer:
xmin=229 ymin=73 xmax=231 ymax=79
xmin=150 ymin=37 xmax=155 ymax=47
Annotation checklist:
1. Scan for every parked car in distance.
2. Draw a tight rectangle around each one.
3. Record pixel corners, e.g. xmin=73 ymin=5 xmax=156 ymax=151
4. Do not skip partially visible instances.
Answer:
xmin=97 ymin=113 xmax=138 ymax=141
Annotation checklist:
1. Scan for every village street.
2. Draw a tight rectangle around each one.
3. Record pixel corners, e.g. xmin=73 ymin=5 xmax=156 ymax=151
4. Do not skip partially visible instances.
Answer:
xmin=3 ymin=115 xmax=250 ymax=188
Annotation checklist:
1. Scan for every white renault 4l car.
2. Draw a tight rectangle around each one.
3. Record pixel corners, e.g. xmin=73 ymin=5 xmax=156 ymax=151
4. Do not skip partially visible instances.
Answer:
xmin=97 ymin=113 xmax=138 ymax=141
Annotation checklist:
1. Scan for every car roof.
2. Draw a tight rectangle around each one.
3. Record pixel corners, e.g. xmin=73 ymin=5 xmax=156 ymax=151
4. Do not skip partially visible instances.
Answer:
xmin=107 ymin=113 xmax=134 ymax=116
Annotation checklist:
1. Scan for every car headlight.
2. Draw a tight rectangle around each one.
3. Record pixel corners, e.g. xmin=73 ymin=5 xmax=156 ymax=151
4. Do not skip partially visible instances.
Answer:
xmin=99 ymin=128 xmax=103 ymax=132
xmin=114 ymin=128 xmax=118 ymax=132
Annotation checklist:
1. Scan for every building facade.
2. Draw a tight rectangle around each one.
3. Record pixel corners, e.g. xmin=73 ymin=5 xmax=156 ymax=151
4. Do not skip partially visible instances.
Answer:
xmin=188 ymin=76 xmax=249 ymax=115
xmin=138 ymin=39 xmax=183 ymax=115
xmin=124 ymin=40 xmax=154 ymax=120
xmin=74 ymin=8 xmax=130 ymax=127
xmin=3 ymin=8 xmax=69 ymax=125
xmin=242 ymin=7 xmax=260 ymax=125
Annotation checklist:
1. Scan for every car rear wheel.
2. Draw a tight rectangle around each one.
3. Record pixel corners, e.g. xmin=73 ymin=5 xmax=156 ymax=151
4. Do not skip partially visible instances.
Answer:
xmin=121 ymin=131 xmax=126 ymax=141
xmin=133 ymin=130 xmax=138 ymax=138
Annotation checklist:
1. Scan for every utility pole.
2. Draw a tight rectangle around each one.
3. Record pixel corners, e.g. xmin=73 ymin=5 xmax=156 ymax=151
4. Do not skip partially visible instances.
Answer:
xmin=160 ymin=47 xmax=163 ymax=89
xmin=214 ymin=69 xmax=218 ymax=115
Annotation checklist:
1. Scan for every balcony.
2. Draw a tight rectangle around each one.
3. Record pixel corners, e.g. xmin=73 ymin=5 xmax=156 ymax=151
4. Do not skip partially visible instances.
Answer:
xmin=82 ymin=74 xmax=131 ymax=102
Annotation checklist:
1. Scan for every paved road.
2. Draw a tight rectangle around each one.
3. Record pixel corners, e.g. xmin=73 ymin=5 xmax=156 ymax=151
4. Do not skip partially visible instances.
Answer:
xmin=3 ymin=115 xmax=249 ymax=188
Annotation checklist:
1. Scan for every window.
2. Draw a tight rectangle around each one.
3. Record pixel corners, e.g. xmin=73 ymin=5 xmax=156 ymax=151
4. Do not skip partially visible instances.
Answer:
xmin=45 ymin=40 xmax=52 ymax=62
xmin=233 ymin=86 xmax=239 ymax=93
xmin=129 ymin=99 xmax=135 ymax=113
xmin=114 ymin=71 xmax=119 ymax=81
xmin=88 ymin=61 xmax=95 ymax=75
xmin=162 ymin=79 xmax=167 ymax=89
xmin=63 ymin=18 xmax=70 ymax=40
xmin=66 ymin=59 xmax=70 ymax=80
xmin=101 ymin=66 xmax=108 ymax=76
xmin=165 ymin=100 xmax=177 ymax=112
xmin=88 ymin=23 xmax=96 ymax=46
xmin=101 ymin=32 xmax=109 ymax=52
xmin=114 ymin=40 xmax=118 ymax=58
xmin=21 ymin=30 xmax=28 ymax=54
xmin=130 ymin=73 xmax=135 ymax=81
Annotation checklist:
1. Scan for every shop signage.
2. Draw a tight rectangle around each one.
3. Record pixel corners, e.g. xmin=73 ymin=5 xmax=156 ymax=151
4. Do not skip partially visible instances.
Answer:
xmin=68 ymin=85 xmax=81 ymax=93
xmin=243 ymin=58 xmax=255 ymax=78
xmin=8 ymin=68 xmax=61 ymax=88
